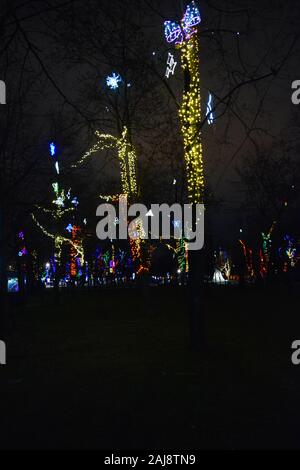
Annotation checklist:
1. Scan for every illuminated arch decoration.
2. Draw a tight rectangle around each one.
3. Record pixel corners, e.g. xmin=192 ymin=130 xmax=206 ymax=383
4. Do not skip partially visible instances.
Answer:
xmin=74 ymin=127 xmax=137 ymax=200
xmin=164 ymin=1 xmax=204 ymax=203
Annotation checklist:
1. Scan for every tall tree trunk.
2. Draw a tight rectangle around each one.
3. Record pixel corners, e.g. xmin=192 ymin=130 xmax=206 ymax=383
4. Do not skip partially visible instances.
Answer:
xmin=188 ymin=246 xmax=206 ymax=351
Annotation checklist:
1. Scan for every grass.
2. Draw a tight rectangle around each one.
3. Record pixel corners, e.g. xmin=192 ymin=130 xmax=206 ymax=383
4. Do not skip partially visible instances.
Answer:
xmin=0 ymin=284 xmax=299 ymax=449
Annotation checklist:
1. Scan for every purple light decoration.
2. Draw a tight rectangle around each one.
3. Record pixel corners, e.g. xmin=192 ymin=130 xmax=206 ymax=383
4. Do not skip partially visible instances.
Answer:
xmin=18 ymin=247 xmax=28 ymax=257
xmin=164 ymin=1 xmax=201 ymax=45
xmin=18 ymin=231 xmax=25 ymax=240
xmin=76 ymin=257 xmax=83 ymax=277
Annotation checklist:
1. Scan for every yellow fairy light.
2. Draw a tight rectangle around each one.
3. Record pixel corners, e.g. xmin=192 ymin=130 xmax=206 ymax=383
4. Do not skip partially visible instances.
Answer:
xmin=74 ymin=127 xmax=138 ymax=200
xmin=177 ymin=34 xmax=204 ymax=204
xmin=99 ymin=194 xmax=121 ymax=202
xmin=31 ymin=213 xmax=84 ymax=266
xmin=36 ymin=205 xmax=75 ymax=220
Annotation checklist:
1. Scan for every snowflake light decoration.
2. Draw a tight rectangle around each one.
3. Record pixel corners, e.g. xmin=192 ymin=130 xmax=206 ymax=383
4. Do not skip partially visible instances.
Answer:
xmin=106 ymin=73 xmax=122 ymax=90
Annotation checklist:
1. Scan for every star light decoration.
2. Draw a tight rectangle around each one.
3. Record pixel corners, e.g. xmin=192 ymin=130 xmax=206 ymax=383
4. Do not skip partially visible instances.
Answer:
xmin=166 ymin=53 xmax=177 ymax=78
xmin=164 ymin=1 xmax=204 ymax=204
xmin=106 ymin=73 xmax=122 ymax=90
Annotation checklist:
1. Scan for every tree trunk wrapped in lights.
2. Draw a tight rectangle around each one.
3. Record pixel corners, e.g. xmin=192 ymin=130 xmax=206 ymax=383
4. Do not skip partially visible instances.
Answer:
xmin=74 ymin=127 xmax=138 ymax=202
xmin=75 ymin=127 xmax=150 ymax=275
xmin=178 ymin=34 xmax=204 ymax=205
xmin=164 ymin=1 xmax=205 ymax=350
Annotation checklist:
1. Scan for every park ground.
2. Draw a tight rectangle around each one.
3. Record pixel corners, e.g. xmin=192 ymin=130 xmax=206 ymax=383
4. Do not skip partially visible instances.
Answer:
xmin=0 ymin=284 xmax=300 ymax=449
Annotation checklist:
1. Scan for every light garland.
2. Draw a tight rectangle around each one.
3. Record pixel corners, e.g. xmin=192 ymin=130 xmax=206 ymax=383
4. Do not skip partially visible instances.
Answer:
xmin=99 ymin=194 xmax=121 ymax=203
xmin=239 ymin=240 xmax=254 ymax=278
xmin=74 ymin=127 xmax=138 ymax=200
xmin=167 ymin=238 xmax=189 ymax=274
xmin=178 ymin=34 xmax=204 ymax=204
xmin=31 ymin=214 xmax=84 ymax=268
xmin=283 ymin=235 xmax=297 ymax=268
xmin=164 ymin=2 xmax=203 ymax=203
xmin=260 ymin=221 xmax=277 ymax=276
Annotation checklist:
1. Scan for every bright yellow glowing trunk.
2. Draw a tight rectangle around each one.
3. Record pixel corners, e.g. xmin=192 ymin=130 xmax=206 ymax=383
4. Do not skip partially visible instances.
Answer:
xmin=178 ymin=35 xmax=204 ymax=204
xmin=118 ymin=127 xmax=138 ymax=200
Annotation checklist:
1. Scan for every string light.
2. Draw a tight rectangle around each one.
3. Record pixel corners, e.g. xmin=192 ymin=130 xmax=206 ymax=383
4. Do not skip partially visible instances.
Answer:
xmin=165 ymin=2 xmax=203 ymax=203
xmin=99 ymin=194 xmax=121 ymax=202
xmin=167 ymin=238 xmax=189 ymax=274
xmin=283 ymin=235 xmax=297 ymax=268
xmin=260 ymin=221 xmax=276 ymax=276
xmin=239 ymin=240 xmax=254 ymax=278
xmin=31 ymin=214 xmax=84 ymax=267
xmin=74 ymin=127 xmax=138 ymax=200
xmin=178 ymin=34 xmax=204 ymax=204
xmin=70 ymin=226 xmax=84 ymax=277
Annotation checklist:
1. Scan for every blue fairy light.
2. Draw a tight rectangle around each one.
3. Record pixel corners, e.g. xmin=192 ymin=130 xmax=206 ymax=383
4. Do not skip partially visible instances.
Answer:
xmin=50 ymin=142 xmax=56 ymax=157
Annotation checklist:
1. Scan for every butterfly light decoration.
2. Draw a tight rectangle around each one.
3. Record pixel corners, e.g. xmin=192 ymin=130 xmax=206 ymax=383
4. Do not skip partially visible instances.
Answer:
xmin=164 ymin=1 xmax=201 ymax=45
